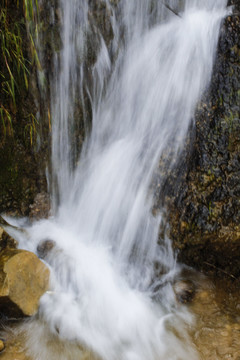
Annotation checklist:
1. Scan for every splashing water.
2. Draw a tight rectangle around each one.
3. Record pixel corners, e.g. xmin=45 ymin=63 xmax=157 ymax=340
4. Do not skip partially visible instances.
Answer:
xmin=7 ymin=1 xmax=229 ymax=359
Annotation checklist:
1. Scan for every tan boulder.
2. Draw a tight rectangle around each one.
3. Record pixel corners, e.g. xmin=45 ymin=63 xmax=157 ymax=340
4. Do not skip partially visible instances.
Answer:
xmin=0 ymin=249 xmax=50 ymax=318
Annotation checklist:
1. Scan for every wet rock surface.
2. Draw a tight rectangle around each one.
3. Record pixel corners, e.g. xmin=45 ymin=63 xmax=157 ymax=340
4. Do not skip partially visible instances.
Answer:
xmin=0 ymin=249 xmax=50 ymax=318
xmin=173 ymin=280 xmax=196 ymax=304
xmin=37 ymin=239 xmax=56 ymax=259
xmin=190 ymin=276 xmax=240 ymax=360
xmin=29 ymin=192 xmax=51 ymax=221
xmin=162 ymin=1 xmax=240 ymax=278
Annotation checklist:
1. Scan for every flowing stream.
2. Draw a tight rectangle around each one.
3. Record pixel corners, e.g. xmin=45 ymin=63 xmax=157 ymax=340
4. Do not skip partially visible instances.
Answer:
xmin=4 ymin=1 xmax=231 ymax=359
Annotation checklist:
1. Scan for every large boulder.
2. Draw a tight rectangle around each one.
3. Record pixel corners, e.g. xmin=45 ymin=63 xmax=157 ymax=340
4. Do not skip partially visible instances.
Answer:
xmin=0 ymin=249 xmax=50 ymax=318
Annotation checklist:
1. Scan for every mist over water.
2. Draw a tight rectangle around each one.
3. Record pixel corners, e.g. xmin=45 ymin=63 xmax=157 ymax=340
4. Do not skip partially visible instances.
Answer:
xmin=11 ymin=1 xmax=229 ymax=359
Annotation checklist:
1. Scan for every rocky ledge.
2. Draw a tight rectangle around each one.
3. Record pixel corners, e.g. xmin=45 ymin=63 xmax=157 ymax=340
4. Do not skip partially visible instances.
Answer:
xmin=164 ymin=2 xmax=240 ymax=279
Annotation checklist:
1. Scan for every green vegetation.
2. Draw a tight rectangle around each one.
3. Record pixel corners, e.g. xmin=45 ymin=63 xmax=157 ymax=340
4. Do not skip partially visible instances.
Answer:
xmin=23 ymin=0 xmax=42 ymax=71
xmin=0 ymin=0 xmax=40 ymax=146
xmin=24 ymin=113 xmax=38 ymax=146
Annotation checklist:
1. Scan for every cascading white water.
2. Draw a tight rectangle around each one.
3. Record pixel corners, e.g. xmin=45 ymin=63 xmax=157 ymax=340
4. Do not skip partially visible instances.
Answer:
xmin=7 ymin=1 xmax=229 ymax=359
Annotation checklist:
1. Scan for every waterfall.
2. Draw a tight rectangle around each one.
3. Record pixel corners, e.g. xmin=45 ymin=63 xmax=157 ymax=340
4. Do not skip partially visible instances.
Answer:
xmin=12 ymin=0 xmax=228 ymax=359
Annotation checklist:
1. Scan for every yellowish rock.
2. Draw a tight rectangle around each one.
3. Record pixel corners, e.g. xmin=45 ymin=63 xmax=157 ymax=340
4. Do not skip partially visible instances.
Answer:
xmin=0 ymin=249 xmax=50 ymax=317
xmin=0 ymin=339 xmax=5 ymax=352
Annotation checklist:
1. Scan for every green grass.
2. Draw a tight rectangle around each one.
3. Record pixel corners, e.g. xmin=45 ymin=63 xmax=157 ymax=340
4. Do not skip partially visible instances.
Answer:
xmin=0 ymin=0 xmax=41 ymax=145
xmin=0 ymin=106 xmax=13 ymax=138
xmin=24 ymin=113 xmax=38 ymax=146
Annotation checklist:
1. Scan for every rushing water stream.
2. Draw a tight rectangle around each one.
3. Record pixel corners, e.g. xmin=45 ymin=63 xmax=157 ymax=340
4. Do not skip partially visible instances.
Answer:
xmin=3 ymin=0 xmax=236 ymax=359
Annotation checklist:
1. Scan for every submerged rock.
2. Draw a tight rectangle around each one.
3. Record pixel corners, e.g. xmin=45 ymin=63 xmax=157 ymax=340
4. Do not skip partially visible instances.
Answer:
xmin=37 ymin=239 xmax=56 ymax=259
xmin=173 ymin=280 xmax=196 ymax=304
xmin=0 ymin=249 xmax=50 ymax=318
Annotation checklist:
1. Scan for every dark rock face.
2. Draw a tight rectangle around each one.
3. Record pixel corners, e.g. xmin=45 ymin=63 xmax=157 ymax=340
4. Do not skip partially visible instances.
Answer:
xmin=168 ymin=3 xmax=240 ymax=278
xmin=0 ymin=140 xmax=48 ymax=216
xmin=0 ymin=226 xmax=18 ymax=252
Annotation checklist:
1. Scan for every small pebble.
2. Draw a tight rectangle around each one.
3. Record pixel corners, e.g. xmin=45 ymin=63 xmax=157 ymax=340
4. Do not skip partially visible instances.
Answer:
xmin=198 ymin=291 xmax=209 ymax=300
